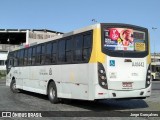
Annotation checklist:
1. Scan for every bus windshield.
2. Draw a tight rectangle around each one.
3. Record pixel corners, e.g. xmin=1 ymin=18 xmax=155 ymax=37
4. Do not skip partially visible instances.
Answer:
xmin=103 ymin=28 xmax=146 ymax=52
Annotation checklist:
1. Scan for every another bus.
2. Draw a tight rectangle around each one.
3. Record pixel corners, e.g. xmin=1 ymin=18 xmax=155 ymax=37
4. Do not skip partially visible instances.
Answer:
xmin=6 ymin=23 xmax=152 ymax=103
xmin=151 ymin=62 xmax=160 ymax=80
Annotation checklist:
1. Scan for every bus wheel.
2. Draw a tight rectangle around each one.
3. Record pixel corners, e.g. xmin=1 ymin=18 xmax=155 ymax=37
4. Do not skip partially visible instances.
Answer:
xmin=48 ymin=81 xmax=59 ymax=104
xmin=10 ymin=79 xmax=20 ymax=93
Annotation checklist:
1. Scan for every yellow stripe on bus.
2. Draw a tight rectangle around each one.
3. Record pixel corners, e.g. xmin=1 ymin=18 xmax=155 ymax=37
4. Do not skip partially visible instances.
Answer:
xmin=89 ymin=27 xmax=106 ymax=63
xmin=147 ymin=33 xmax=151 ymax=64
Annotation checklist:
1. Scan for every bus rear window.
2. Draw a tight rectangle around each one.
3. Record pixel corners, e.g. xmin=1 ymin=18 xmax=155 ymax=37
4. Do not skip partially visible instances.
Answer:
xmin=103 ymin=28 xmax=146 ymax=51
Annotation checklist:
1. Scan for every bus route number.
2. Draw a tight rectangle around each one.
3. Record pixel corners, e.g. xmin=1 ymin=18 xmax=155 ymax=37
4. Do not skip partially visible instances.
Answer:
xmin=135 ymin=43 xmax=145 ymax=51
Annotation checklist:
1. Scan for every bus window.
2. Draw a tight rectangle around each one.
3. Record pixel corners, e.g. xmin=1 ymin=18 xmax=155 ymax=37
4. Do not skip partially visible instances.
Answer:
xmin=74 ymin=35 xmax=83 ymax=62
xmin=46 ymin=42 xmax=52 ymax=64
xmin=52 ymin=42 xmax=57 ymax=63
xmin=13 ymin=52 xmax=18 ymax=66
xmin=152 ymin=65 xmax=156 ymax=72
xmin=156 ymin=66 xmax=160 ymax=72
xmin=83 ymin=34 xmax=92 ymax=61
xmin=41 ymin=44 xmax=46 ymax=64
xmin=9 ymin=59 xmax=14 ymax=68
xmin=66 ymin=38 xmax=73 ymax=62
xmin=36 ymin=45 xmax=41 ymax=64
xmin=28 ymin=48 xmax=32 ymax=65
xmin=32 ymin=47 xmax=36 ymax=65
xmin=24 ymin=49 xmax=28 ymax=66
xmin=17 ymin=51 xmax=21 ymax=66
xmin=19 ymin=50 xmax=24 ymax=66
xmin=58 ymin=40 xmax=65 ymax=62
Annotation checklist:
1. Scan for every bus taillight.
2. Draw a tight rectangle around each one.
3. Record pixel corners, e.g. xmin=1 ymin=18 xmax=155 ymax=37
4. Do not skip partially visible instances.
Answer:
xmin=98 ymin=62 xmax=108 ymax=89
xmin=146 ymin=64 xmax=151 ymax=88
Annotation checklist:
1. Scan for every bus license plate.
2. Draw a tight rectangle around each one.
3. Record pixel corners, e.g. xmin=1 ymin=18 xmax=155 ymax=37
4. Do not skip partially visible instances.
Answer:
xmin=122 ymin=82 xmax=133 ymax=87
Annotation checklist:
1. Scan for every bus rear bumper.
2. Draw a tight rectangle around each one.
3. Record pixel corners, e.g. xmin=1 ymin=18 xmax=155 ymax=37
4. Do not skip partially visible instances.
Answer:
xmin=95 ymin=85 xmax=151 ymax=99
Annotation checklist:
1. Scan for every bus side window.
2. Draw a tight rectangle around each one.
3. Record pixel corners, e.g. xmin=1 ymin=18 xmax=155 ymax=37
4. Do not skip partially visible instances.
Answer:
xmin=9 ymin=59 xmax=14 ymax=68
xmin=19 ymin=50 xmax=24 ymax=66
xmin=32 ymin=47 xmax=36 ymax=65
xmin=28 ymin=48 xmax=32 ymax=65
xmin=152 ymin=65 xmax=156 ymax=72
xmin=36 ymin=45 xmax=41 ymax=65
xmin=83 ymin=34 xmax=92 ymax=61
xmin=66 ymin=38 xmax=73 ymax=63
xmin=74 ymin=35 xmax=83 ymax=62
xmin=52 ymin=42 xmax=57 ymax=63
xmin=41 ymin=44 xmax=46 ymax=64
xmin=58 ymin=40 xmax=65 ymax=63
xmin=14 ymin=52 xmax=18 ymax=66
xmin=156 ymin=66 xmax=160 ymax=72
xmin=17 ymin=50 xmax=21 ymax=66
xmin=24 ymin=49 xmax=28 ymax=66
xmin=46 ymin=42 xmax=52 ymax=64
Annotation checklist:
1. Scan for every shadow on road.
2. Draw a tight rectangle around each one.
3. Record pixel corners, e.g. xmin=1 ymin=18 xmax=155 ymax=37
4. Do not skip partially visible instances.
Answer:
xmin=62 ymin=99 xmax=149 ymax=111
xmin=19 ymin=90 xmax=149 ymax=111
xmin=20 ymin=90 xmax=49 ymax=100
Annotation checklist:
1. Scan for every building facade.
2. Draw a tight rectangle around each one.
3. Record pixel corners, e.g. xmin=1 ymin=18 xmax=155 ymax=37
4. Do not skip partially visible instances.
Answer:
xmin=0 ymin=29 xmax=63 ymax=74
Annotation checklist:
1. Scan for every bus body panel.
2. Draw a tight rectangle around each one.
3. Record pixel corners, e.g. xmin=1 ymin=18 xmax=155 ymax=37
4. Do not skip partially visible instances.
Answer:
xmin=6 ymin=63 xmax=97 ymax=100
xmin=106 ymin=56 xmax=148 ymax=90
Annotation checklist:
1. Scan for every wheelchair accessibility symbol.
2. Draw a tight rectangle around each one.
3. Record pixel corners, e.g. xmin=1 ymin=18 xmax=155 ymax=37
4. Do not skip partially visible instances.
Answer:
xmin=110 ymin=60 xmax=115 ymax=66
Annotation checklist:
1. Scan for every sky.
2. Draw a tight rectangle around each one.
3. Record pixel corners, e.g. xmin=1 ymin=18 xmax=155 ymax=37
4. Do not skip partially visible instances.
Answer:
xmin=0 ymin=0 xmax=160 ymax=53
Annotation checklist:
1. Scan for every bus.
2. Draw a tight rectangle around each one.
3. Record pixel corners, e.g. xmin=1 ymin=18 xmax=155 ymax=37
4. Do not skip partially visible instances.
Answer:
xmin=151 ymin=62 xmax=160 ymax=80
xmin=6 ymin=23 xmax=152 ymax=103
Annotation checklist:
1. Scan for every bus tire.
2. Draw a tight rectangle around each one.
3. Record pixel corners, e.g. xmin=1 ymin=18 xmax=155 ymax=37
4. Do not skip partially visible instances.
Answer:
xmin=48 ymin=81 xmax=59 ymax=104
xmin=10 ymin=79 xmax=20 ymax=93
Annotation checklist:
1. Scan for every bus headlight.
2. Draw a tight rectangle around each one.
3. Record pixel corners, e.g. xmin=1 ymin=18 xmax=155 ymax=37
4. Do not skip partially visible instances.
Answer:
xmin=98 ymin=62 xmax=108 ymax=89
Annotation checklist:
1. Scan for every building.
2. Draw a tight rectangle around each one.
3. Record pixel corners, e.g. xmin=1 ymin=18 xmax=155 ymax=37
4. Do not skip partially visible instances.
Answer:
xmin=0 ymin=29 xmax=63 ymax=74
xmin=151 ymin=53 xmax=160 ymax=62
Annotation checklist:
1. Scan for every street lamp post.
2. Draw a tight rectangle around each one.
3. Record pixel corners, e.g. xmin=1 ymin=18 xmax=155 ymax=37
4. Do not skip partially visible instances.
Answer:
xmin=152 ymin=27 xmax=157 ymax=62
xmin=91 ymin=19 xmax=97 ymax=23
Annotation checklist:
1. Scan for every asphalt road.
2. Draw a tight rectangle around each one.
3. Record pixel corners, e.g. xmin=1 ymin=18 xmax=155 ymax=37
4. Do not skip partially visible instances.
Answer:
xmin=152 ymin=81 xmax=160 ymax=90
xmin=0 ymin=79 xmax=160 ymax=120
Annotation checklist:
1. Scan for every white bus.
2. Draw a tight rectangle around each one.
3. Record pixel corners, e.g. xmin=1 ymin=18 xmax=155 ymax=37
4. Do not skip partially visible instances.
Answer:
xmin=6 ymin=23 xmax=151 ymax=103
